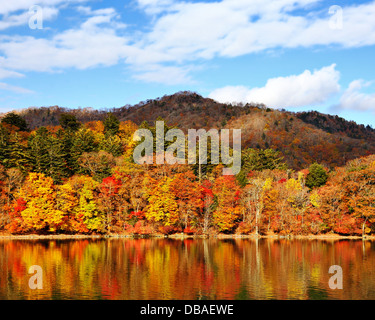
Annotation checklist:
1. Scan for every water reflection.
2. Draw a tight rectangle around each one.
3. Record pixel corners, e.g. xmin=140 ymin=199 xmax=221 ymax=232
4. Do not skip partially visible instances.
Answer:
xmin=0 ymin=238 xmax=374 ymax=300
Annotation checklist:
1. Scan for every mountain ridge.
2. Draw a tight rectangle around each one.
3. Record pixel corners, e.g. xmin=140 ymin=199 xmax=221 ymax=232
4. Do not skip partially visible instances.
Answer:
xmin=2 ymin=91 xmax=374 ymax=170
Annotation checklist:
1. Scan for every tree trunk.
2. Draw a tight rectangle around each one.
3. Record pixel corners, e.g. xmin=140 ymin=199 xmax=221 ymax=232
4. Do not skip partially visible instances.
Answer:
xmin=362 ymin=216 xmax=368 ymax=238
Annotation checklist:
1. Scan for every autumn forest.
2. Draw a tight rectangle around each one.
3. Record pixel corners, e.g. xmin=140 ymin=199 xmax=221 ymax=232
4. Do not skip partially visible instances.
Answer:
xmin=0 ymin=92 xmax=374 ymax=237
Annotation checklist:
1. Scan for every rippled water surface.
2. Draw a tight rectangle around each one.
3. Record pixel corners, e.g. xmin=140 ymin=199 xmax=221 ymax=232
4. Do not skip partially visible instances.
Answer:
xmin=1 ymin=238 xmax=375 ymax=300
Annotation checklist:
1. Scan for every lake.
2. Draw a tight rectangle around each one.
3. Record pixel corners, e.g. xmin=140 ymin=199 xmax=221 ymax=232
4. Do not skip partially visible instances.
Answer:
xmin=0 ymin=238 xmax=374 ymax=300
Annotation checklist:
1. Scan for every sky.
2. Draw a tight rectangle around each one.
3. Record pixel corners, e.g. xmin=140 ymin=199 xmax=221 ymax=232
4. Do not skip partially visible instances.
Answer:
xmin=1 ymin=0 xmax=375 ymax=127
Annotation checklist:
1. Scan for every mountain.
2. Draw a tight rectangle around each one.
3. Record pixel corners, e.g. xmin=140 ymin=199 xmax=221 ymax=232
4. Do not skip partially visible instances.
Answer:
xmin=12 ymin=91 xmax=250 ymax=130
xmin=296 ymin=110 xmax=375 ymax=141
xmin=2 ymin=91 xmax=375 ymax=170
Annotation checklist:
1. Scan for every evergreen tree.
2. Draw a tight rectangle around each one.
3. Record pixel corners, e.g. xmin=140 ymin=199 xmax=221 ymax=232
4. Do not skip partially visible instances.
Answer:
xmin=1 ymin=112 xmax=28 ymax=131
xmin=6 ymin=133 xmax=29 ymax=172
xmin=45 ymin=136 xmax=69 ymax=183
xmin=27 ymin=127 xmax=50 ymax=173
xmin=305 ymin=163 xmax=328 ymax=189
xmin=99 ymin=135 xmax=123 ymax=157
xmin=70 ymin=128 xmax=97 ymax=173
xmin=237 ymin=148 xmax=288 ymax=187
xmin=57 ymin=128 xmax=75 ymax=176
xmin=103 ymin=112 xmax=120 ymax=136
xmin=241 ymin=148 xmax=287 ymax=172
xmin=0 ymin=125 xmax=10 ymax=166
xmin=59 ymin=113 xmax=81 ymax=131
xmin=27 ymin=127 xmax=68 ymax=183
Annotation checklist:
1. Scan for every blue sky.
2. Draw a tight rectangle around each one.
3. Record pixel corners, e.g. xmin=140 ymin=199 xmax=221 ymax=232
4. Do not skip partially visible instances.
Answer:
xmin=1 ymin=0 xmax=375 ymax=127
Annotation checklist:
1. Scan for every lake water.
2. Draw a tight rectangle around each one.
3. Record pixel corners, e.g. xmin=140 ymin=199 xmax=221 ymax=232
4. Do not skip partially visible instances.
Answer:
xmin=0 ymin=238 xmax=374 ymax=300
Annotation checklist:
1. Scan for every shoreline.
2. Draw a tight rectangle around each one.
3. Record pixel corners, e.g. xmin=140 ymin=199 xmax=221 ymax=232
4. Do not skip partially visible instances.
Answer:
xmin=0 ymin=232 xmax=374 ymax=240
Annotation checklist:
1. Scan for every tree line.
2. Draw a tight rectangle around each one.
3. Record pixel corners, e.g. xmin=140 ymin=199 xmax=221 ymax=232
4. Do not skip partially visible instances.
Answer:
xmin=0 ymin=111 xmax=374 ymax=236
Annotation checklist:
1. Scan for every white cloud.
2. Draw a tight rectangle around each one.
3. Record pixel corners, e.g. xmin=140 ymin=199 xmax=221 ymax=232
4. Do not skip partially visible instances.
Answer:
xmin=0 ymin=5 xmax=192 ymax=83
xmin=0 ymin=68 xmax=24 ymax=79
xmin=0 ymin=82 xmax=34 ymax=94
xmin=136 ymin=0 xmax=176 ymax=15
xmin=0 ymin=0 xmax=91 ymax=31
xmin=1 ymin=0 xmax=375 ymax=87
xmin=132 ymin=64 xmax=194 ymax=85
xmin=336 ymin=80 xmax=375 ymax=111
xmin=0 ymin=8 xmax=131 ymax=72
xmin=0 ymin=10 xmax=31 ymax=30
xmin=209 ymin=64 xmax=341 ymax=107
xmin=138 ymin=0 xmax=375 ymax=63
xmin=0 ymin=7 xmax=59 ymax=30
xmin=0 ymin=0 xmax=87 ymax=15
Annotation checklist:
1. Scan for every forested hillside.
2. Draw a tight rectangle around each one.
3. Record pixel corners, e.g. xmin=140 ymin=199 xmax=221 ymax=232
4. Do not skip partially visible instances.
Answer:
xmin=5 ymin=91 xmax=375 ymax=170
xmin=0 ymin=91 xmax=374 ymax=237
xmin=296 ymin=111 xmax=375 ymax=140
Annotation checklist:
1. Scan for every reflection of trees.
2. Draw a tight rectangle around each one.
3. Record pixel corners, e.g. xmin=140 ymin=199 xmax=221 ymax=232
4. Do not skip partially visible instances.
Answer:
xmin=0 ymin=239 xmax=374 ymax=299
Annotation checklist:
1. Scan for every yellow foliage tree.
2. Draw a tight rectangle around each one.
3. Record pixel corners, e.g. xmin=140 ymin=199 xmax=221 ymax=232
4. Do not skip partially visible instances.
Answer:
xmin=18 ymin=173 xmax=67 ymax=232
xmin=67 ymin=175 xmax=105 ymax=233
xmin=145 ymin=176 xmax=179 ymax=226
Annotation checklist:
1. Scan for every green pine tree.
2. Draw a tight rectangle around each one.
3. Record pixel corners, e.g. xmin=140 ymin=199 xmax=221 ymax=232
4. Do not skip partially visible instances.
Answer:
xmin=305 ymin=163 xmax=328 ymax=189
xmin=103 ymin=112 xmax=120 ymax=136
xmin=27 ymin=127 xmax=69 ymax=183
xmin=70 ymin=128 xmax=97 ymax=173
xmin=236 ymin=148 xmax=288 ymax=187
xmin=99 ymin=135 xmax=123 ymax=157
xmin=0 ymin=125 xmax=11 ymax=166
xmin=59 ymin=113 xmax=81 ymax=131
xmin=1 ymin=112 xmax=28 ymax=131
xmin=6 ymin=132 xmax=29 ymax=172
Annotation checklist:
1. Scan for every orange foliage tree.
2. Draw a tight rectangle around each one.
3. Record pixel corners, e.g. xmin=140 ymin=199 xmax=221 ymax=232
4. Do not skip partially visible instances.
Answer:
xmin=212 ymin=175 xmax=241 ymax=233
